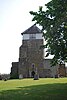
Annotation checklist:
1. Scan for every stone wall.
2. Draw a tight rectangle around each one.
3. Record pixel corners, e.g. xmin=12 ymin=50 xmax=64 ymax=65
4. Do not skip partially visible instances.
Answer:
xmin=18 ymin=39 xmax=44 ymax=78
xmin=58 ymin=64 xmax=66 ymax=77
xmin=10 ymin=62 xmax=19 ymax=79
xmin=43 ymin=59 xmax=59 ymax=78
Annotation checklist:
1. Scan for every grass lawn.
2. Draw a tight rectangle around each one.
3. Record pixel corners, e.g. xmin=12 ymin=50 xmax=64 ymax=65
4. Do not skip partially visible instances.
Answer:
xmin=0 ymin=78 xmax=67 ymax=100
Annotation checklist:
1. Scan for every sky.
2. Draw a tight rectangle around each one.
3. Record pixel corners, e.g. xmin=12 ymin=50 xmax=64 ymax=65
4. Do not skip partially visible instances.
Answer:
xmin=0 ymin=0 xmax=51 ymax=74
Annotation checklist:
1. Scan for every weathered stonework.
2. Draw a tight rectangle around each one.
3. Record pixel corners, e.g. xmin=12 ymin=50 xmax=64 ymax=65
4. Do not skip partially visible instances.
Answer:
xmin=58 ymin=64 xmax=66 ymax=77
xmin=10 ymin=62 xmax=19 ymax=79
xmin=18 ymin=39 xmax=44 ymax=78
xmin=10 ymin=25 xmax=67 ymax=79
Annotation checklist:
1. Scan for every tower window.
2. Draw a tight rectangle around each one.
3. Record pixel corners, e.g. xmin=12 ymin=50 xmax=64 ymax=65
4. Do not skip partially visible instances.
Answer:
xmin=29 ymin=34 xmax=36 ymax=39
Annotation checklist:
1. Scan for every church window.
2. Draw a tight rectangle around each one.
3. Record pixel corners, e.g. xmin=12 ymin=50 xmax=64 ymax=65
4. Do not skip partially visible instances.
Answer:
xmin=32 ymin=63 xmax=35 ymax=68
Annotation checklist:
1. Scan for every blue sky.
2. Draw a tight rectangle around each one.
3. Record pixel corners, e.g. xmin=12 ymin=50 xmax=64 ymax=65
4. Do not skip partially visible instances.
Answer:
xmin=0 ymin=0 xmax=50 ymax=74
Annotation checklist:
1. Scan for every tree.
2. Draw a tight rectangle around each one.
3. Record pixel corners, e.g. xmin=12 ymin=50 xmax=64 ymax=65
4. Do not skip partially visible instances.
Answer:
xmin=30 ymin=0 xmax=67 ymax=66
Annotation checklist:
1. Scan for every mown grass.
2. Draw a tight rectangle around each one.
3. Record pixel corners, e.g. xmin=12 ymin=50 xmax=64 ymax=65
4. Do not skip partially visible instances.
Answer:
xmin=0 ymin=78 xmax=67 ymax=100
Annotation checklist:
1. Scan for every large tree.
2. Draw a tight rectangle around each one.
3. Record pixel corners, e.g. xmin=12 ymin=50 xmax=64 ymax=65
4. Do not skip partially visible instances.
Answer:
xmin=30 ymin=0 xmax=67 ymax=66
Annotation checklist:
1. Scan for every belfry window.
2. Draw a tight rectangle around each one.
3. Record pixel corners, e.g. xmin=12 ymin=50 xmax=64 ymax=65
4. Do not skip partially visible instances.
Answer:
xmin=29 ymin=34 xmax=36 ymax=39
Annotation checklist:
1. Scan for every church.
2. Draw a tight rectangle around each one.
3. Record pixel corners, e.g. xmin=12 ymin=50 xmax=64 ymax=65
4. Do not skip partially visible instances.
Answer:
xmin=10 ymin=25 xmax=67 ymax=79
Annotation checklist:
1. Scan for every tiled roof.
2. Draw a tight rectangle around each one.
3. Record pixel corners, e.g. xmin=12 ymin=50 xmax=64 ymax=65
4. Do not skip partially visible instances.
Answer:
xmin=21 ymin=24 xmax=42 ymax=35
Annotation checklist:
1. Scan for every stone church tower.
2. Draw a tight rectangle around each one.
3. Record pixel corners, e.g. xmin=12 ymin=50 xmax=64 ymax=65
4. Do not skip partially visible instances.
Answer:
xmin=18 ymin=25 xmax=44 ymax=78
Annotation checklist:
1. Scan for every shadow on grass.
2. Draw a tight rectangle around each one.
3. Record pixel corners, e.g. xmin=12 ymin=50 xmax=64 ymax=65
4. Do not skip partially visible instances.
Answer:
xmin=0 ymin=83 xmax=67 ymax=100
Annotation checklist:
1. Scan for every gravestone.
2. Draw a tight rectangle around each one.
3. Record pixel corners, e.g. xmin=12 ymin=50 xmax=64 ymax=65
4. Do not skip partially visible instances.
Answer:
xmin=34 ymin=74 xmax=39 ymax=80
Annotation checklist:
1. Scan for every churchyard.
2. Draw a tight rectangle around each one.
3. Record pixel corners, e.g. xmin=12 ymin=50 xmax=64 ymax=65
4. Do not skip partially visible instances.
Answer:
xmin=0 ymin=78 xmax=67 ymax=100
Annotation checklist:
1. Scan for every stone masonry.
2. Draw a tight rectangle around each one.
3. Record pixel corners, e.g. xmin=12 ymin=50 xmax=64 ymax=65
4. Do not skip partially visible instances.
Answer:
xmin=10 ymin=25 xmax=67 ymax=79
xmin=18 ymin=25 xmax=44 ymax=78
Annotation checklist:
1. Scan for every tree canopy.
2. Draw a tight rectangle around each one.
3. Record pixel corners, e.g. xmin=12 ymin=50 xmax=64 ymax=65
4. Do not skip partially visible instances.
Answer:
xmin=30 ymin=0 xmax=67 ymax=66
